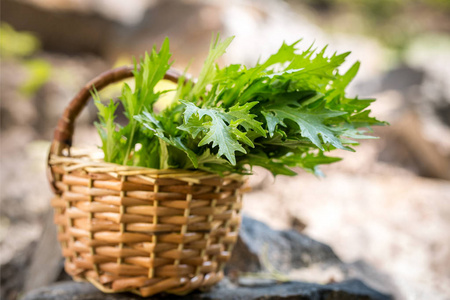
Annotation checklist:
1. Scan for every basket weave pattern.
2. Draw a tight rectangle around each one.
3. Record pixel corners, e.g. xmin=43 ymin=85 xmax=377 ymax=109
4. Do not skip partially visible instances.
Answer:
xmin=47 ymin=67 xmax=245 ymax=297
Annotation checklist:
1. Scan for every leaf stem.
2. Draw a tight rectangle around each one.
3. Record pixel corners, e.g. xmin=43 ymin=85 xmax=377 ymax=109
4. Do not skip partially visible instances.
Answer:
xmin=123 ymin=120 xmax=137 ymax=165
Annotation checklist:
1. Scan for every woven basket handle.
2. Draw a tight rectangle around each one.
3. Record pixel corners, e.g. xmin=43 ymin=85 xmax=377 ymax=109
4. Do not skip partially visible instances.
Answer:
xmin=49 ymin=66 xmax=181 ymax=156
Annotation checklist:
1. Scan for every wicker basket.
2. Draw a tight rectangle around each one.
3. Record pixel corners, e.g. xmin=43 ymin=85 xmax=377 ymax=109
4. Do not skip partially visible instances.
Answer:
xmin=47 ymin=66 xmax=245 ymax=297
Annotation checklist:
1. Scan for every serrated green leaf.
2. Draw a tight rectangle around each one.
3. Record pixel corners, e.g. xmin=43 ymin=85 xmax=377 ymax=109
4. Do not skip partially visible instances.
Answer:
xmin=242 ymin=151 xmax=297 ymax=177
xmin=226 ymin=102 xmax=266 ymax=137
xmin=281 ymin=151 xmax=342 ymax=177
xmin=93 ymin=92 xmax=122 ymax=162
xmin=263 ymin=104 xmax=347 ymax=150
xmin=190 ymin=34 xmax=234 ymax=99
xmin=94 ymin=36 xmax=386 ymax=177
xmin=230 ymin=119 xmax=254 ymax=147
xmin=135 ymin=111 xmax=198 ymax=168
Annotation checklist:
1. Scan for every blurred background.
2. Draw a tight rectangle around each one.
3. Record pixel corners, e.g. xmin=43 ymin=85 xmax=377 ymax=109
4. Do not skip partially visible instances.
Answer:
xmin=1 ymin=0 xmax=449 ymax=299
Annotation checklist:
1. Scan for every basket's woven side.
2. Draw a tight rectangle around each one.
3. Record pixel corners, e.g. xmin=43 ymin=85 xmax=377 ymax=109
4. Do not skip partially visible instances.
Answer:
xmin=49 ymin=158 xmax=243 ymax=297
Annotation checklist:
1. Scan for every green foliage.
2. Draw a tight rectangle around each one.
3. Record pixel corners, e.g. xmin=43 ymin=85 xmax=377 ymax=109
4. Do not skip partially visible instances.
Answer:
xmin=0 ymin=23 xmax=40 ymax=58
xmin=0 ymin=23 xmax=52 ymax=97
xmin=20 ymin=59 xmax=51 ymax=96
xmin=94 ymin=36 xmax=386 ymax=176
xmin=93 ymin=93 xmax=121 ymax=162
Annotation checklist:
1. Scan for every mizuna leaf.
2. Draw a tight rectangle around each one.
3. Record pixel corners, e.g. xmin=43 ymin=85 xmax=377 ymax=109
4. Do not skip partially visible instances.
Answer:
xmin=190 ymin=34 xmax=234 ymax=99
xmin=94 ymin=36 xmax=386 ymax=177
xmin=281 ymin=151 xmax=342 ymax=177
xmin=262 ymin=104 xmax=347 ymax=150
xmin=135 ymin=111 xmax=198 ymax=168
xmin=179 ymin=101 xmax=246 ymax=165
xmin=93 ymin=93 xmax=122 ymax=163
xmin=226 ymin=102 xmax=266 ymax=137
xmin=241 ymin=151 xmax=297 ymax=177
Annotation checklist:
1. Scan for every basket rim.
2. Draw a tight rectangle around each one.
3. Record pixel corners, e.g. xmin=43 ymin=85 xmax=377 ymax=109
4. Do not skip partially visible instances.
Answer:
xmin=48 ymin=152 xmax=245 ymax=181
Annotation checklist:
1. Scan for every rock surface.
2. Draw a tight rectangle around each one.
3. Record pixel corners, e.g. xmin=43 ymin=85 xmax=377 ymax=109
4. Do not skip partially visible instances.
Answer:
xmin=22 ymin=279 xmax=391 ymax=300
xmin=227 ymin=216 xmax=397 ymax=298
xmin=228 ymin=215 xmax=342 ymax=274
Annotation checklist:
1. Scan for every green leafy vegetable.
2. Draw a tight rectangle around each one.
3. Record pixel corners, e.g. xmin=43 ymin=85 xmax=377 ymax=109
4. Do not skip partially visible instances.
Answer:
xmin=94 ymin=35 xmax=386 ymax=176
xmin=93 ymin=96 xmax=120 ymax=162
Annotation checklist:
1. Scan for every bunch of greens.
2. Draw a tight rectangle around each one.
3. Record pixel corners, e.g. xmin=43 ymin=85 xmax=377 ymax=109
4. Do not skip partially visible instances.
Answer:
xmin=93 ymin=36 xmax=385 ymax=176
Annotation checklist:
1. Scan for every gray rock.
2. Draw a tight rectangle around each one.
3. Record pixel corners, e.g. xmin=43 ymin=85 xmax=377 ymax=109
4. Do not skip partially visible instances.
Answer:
xmin=1 ymin=244 xmax=35 ymax=300
xmin=22 ymin=278 xmax=391 ymax=300
xmin=227 ymin=216 xmax=398 ymax=298
xmin=227 ymin=215 xmax=341 ymax=274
